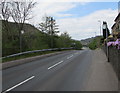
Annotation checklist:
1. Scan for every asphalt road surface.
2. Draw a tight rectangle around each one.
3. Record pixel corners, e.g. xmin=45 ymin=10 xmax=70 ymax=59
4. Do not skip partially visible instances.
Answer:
xmin=2 ymin=49 xmax=118 ymax=92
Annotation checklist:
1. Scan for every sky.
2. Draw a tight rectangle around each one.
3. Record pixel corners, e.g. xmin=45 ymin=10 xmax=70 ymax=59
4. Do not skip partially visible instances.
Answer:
xmin=28 ymin=0 xmax=119 ymax=40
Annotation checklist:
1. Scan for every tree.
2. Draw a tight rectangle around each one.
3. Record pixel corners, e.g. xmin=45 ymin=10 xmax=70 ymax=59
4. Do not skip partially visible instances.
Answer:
xmin=39 ymin=16 xmax=49 ymax=33
xmin=59 ymin=32 xmax=72 ymax=47
xmin=61 ymin=32 xmax=71 ymax=38
xmin=1 ymin=0 xmax=11 ymax=21
xmin=88 ymin=36 xmax=103 ymax=50
xmin=39 ymin=16 xmax=59 ymax=35
xmin=10 ymin=1 xmax=36 ymax=31
xmin=0 ymin=0 xmax=12 ymax=36
xmin=0 ymin=0 xmax=11 ymax=31
xmin=73 ymin=40 xmax=82 ymax=49
xmin=9 ymin=0 xmax=36 ymax=52
xmin=39 ymin=16 xmax=59 ymax=48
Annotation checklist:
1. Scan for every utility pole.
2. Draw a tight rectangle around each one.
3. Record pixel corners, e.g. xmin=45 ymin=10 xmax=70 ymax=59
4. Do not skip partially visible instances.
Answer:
xmin=50 ymin=17 xmax=53 ymax=48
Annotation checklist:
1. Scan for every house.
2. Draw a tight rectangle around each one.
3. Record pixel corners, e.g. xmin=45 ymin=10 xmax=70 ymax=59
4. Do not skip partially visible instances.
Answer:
xmin=111 ymin=12 xmax=120 ymax=39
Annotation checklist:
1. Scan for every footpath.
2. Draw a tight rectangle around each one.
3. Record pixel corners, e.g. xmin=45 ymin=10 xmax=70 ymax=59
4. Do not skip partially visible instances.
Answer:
xmin=85 ymin=49 xmax=118 ymax=91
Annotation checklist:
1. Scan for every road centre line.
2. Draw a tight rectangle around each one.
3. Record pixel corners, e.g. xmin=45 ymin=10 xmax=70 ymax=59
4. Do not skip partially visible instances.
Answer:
xmin=67 ymin=57 xmax=71 ymax=59
xmin=67 ymin=55 xmax=73 ymax=59
xmin=4 ymin=76 xmax=35 ymax=92
xmin=48 ymin=61 xmax=64 ymax=70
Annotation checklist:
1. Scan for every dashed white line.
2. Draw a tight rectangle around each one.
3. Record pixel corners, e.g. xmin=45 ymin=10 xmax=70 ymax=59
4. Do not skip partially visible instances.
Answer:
xmin=67 ymin=55 xmax=73 ymax=59
xmin=4 ymin=76 xmax=35 ymax=92
xmin=48 ymin=61 xmax=64 ymax=70
xmin=67 ymin=56 xmax=71 ymax=59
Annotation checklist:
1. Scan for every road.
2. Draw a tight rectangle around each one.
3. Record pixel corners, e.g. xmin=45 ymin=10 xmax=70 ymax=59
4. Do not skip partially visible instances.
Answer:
xmin=2 ymin=49 xmax=118 ymax=92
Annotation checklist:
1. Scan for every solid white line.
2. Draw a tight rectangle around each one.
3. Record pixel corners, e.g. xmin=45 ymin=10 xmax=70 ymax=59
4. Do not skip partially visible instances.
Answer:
xmin=5 ymin=76 xmax=35 ymax=92
xmin=48 ymin=61 xmax=63 ymax=70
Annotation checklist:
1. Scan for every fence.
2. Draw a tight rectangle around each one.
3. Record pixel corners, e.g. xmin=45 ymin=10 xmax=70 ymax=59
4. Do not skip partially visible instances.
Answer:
xmin=103 ymin=45 xmax=120 ymax=80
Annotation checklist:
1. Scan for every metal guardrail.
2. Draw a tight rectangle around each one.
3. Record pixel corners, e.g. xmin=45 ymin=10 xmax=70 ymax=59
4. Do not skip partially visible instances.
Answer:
xmin=2 ymin=47 xmax=74 ymax=59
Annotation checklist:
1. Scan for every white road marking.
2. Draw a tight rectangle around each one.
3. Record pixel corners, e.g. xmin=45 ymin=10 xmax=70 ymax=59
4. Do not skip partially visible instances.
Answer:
xmin=67 ymin=56 xmax=71 ymax=59
xmin=5 ymin=76 xmax=35 ymax=92
xmin=48 ymin=61 xmax=64 ymax=70
xmin=67 ymin=55 xmax=73 ymax=59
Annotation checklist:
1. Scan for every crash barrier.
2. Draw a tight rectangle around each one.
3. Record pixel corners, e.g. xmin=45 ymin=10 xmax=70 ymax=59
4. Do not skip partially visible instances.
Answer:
xmin=2 ymin=47 xmax=74 ymax=59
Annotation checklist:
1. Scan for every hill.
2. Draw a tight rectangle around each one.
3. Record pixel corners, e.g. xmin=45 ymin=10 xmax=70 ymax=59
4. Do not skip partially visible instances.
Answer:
xmin=1 ymin=20 xmax=82 ymax=56
xmin=80 ymin=37 xmax=94 ymax=46
xmin=81 ymin=36 xmax=103 ymax=50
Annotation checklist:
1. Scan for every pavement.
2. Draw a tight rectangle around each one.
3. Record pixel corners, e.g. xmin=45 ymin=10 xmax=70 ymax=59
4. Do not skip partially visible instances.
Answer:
xmin=85 ymin=49 xmax=118 ymax=91
xmin=2 ymin=49 xmax=119 ymax=92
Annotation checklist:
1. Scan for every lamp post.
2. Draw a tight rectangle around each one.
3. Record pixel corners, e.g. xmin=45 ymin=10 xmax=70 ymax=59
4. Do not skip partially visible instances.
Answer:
xmin=102 ymin=21 xmax=109 ymax=62
xmin=20 ymin=30 xmax=24 ymax=52
xmin=98 ymin=20 xmax=101 ymax=36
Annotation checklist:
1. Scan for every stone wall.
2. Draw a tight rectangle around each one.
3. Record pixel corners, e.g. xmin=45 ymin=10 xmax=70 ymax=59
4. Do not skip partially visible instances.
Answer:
xmin=103 ymin=45 xmax=120 ymax=80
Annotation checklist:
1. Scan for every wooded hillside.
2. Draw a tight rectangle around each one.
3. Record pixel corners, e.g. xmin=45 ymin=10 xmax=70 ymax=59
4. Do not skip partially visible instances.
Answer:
xmin=2 ymin=20 xmax=82 ymax=56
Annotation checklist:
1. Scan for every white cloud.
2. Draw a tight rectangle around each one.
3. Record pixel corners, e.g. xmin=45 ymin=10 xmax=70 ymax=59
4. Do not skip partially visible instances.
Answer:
xmin=54 ymin=14 xmax=73 ymax=17
xmin=2 ymin=0 xmax=118 ymax=41
xmin=35 ymin=0 xmax=119 ymax=2
xmin=28 ymin=1 xmax=118 ymax=40
xmin=57 ymin=9 xmax=118 ymax=40
xmin=29 ymin=2 xmax=77 ymax=24
xmin=4 ymin=0 xmax=119 ymax=2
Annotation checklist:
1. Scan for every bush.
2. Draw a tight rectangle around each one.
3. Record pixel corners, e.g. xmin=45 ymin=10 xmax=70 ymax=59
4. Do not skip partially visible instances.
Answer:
xmin=88 ymin=36 xmax=103 ymax=50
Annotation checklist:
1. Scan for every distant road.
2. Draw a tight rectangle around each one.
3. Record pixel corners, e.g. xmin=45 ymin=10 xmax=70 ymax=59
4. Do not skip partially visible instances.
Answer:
xmin=2 ymin=49 xmax=118 ymax=91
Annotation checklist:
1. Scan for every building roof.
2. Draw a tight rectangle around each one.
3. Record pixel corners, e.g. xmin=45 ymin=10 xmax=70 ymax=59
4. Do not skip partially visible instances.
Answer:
xmin=115 ymin=12 xmax=120 ymax=22
xmin=111 ymin=23 xmax=116 ymax=29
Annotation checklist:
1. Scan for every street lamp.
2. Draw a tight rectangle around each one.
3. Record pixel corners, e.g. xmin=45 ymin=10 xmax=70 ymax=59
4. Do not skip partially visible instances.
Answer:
xmin=21 ymin=30 xmax=24 ymax=34
xmin=20 ymin=30 xmax=24 ymax=52
xmin=102 ymin=21 xmax=109 ymax=62
xmin=98 ymin=20 xmax=101 ymax=36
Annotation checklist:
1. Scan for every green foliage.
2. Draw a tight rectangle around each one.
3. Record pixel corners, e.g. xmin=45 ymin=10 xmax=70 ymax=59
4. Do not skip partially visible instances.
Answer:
xmin=2 ymin=20 xmax=82 ymax=57
xmin=88 ymin=36 xmax=103 ymax=50
xmin=56 ymin=32 xmax=72 ymax=48
xmin=39 ymin=16 xmax=59 ymax=36
xmin=88 ymin=39 xmax=97 ymax=50
xmin=73 ymin=40 xmax=82 ymax=49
